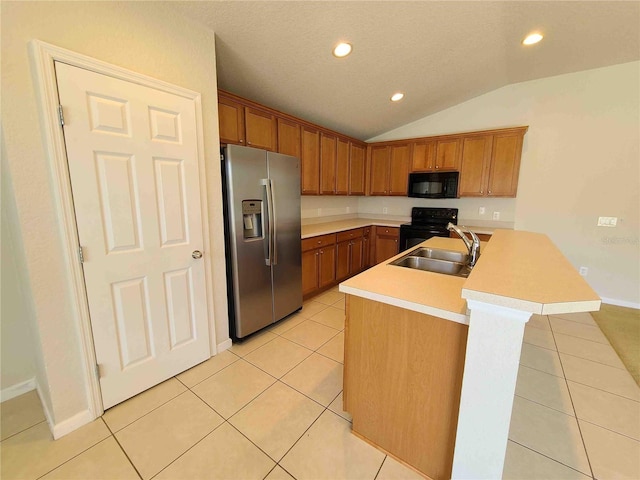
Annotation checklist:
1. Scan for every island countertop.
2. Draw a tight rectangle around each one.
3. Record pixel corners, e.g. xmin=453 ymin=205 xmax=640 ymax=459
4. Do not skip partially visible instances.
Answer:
xmin=339 ymin=229 xmax=601 ymax=324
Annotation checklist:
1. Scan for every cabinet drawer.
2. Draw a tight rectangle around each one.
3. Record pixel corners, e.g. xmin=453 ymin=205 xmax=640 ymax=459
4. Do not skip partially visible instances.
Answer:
xmin=337 ymin=228 xmax=364 ymax=243
xmin=377 ymin=227 xmax=399 ymax=237
xmin=302 ymin=233 xmax=336 ymax=251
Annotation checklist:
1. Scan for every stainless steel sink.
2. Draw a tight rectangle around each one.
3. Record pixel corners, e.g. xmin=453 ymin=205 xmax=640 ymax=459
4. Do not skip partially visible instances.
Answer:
xmin=389 ymin=248 xmax=472 ymax=278
xmin=409 ymin=247 xmax=468 ymax=263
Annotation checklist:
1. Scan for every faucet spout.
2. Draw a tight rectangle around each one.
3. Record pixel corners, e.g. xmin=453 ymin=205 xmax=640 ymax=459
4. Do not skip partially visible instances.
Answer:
xmin=447 ymin=223 xmax=481 ymax=268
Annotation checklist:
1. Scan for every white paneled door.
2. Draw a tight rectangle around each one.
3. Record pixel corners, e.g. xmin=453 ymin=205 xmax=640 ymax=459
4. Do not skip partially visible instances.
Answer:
xmin=55 ymin=62 xmax=210 ymax=409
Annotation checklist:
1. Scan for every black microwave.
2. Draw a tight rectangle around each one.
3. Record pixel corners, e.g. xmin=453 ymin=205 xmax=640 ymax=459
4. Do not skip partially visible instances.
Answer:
xmin=407 ymin=171 xmax=459 ymax=198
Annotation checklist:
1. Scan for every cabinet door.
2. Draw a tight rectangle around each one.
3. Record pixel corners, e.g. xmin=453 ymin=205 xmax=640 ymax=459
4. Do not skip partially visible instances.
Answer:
xmin=335 ymin=137 xmax=350 ymax=195
xmin=350 ymin=237 xmax=364 ymax=273
xmin=245 ymin=107 xmax=277 ymax=151
xmin=389 ymin=144 xmax=411 ymax=196
xmin=435 ymin=138 xmax=462 ymax=171
xmin=369 ymin=146 xmax=390 ymax=195
xmin=362 ymin=233 xmax=371 ymax=269
xmin=277 ymin=117 xmax=301 ymax=158
xmin=336 ymin=240 xmax=350 ymax=281
xmin=301 ymin=127 xmax=320 ymax=195
xmin=218 ymin=96 xmax=245 ymax=145
xmin=459 ymin=136 xmax=493 ymax=197
xmin=487 ymin=133 xmax=523 ymax=197
xmin=302 ymin=249 xmax=319 ymax=296
xmin=375 ymin=227 xmax=399 ymax=264
xmin=318 ymin=247 xmax=336 ymax=288
xmin=320 ymin=133 xmax=337 ymax=195
xmin=349 ymin=143 xmax=366 ymax=195
xmin=411 ymin=141 xmax=436 ymax=172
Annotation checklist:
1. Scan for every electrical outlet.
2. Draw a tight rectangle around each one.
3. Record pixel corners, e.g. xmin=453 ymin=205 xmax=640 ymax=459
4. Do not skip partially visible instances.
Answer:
xmin=479 ymin=207 xmax=486 ymax=215
xmin=579 ymin=266 xmax=588 ymax=276
xmin=492 ymin=211 xmax=500 ymax=220
xmin=383 ymin=207 xmax=388 ymax=214
xmin=597 ymin=216 xmax=618 ymax=227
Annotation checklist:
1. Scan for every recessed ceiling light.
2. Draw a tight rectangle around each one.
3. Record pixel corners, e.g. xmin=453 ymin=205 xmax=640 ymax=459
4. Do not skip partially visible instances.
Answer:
xmin=333 ymin=42 xmax=352 ymax=58
xmin=391 ymin=92 xmax=404 ymax=102
xmin=522 ymin=32 xmax=543 ymax=45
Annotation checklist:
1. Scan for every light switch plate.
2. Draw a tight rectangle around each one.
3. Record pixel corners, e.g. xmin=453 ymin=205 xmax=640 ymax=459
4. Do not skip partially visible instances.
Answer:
xmin=492 ymin=211 xmax=500 ymax=220
xmin=479 ymin=207 xmax=486 ymax=215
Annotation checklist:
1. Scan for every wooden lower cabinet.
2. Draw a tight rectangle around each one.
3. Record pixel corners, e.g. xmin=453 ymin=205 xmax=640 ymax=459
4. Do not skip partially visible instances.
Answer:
xmin=302 ymin=234 xmax=336 ymax=297
xmin=373 ymin=226 xmax=400 ymax=264
xmin=344 ymin=296 xmax=468 ymax=480
xmin=336 ymin=228 xmax=364 ymax=281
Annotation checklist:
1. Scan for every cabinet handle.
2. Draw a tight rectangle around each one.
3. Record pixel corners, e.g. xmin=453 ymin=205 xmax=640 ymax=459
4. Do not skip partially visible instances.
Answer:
xmin=315 ymin=252 xmax=319 ymax=256
xmin=247 ymin=141 xmax=252 ymax=145
xmin=480 ymin=190 xmax=483 ymax=194
xmin=435 ymin=166 xmax=439 ymax=169
xmin=488 ymin=190 xmax=492 ymax=194
xmin=319 ymin=250 xmax=323 ymax=254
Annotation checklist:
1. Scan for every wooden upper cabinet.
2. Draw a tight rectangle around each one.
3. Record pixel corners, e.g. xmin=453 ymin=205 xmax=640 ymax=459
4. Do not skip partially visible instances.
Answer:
xmin=218 ymin=96 xmax=245 ymax=145
xmin=411 ymin=141 xmax=436 ymax=172
xmin=244 ymin=107 xmax=277 ymax=151
xmin=486 ymin=132 xmax=524 ymax=197
xmin=388 ymin=144 xmax=411 ymax=195
xmin=349 ymin=143 xmax=366 ymax=196
xmin=369 ymin=146 xmax=390 ymax=195
xmin=277 ymin=117 xmax=301 ymax=158
xmin=336 ymin=137 xmax=350 ymax=195
xmin=301 ymin=126 xmax=320 ymax=195
xmin=320 ymin=133 xmax=337 ymax=195
xmin=458 ymin=136 xmax=493 ymax=197
xmin=435 ymin=138 xmax=462 ymax=171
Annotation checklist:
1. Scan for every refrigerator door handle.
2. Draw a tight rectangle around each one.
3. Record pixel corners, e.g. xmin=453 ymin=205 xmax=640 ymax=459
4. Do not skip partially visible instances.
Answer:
xmin=262 ymin=178 xmax=274 ymax=266
xmin=270 ymin=179 xmax=278 ymax=265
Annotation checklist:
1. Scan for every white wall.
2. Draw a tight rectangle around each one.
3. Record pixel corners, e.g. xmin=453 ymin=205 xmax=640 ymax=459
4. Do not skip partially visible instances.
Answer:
xmin=1 ymin=148 xmax=37 ymax=395
xmin=369 ymin=62 xmax=640 ymax=307
xmin=1 ymin=1 xmax=228 ymax=428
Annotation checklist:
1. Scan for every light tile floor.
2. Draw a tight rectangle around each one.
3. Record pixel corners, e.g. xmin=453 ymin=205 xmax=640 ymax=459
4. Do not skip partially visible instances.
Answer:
xmin=2 ymin=288 xmax=639 ymax=479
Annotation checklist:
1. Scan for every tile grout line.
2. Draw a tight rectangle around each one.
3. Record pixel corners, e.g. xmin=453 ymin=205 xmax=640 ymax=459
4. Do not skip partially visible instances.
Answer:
xmin=524 ymin=339 xmax=630 ymax=374
xmin=513 ymin=393 xmax=577 ymax=418
xmin=102 ymin=418 xmax=144 ymax=480
xmin=508 ymin=439 xmax=594 ymax=478
xmin=549 ymin=317 xmax=597 ymax=479
xmin=373 ymin=455 xmax=388 ymax=480
xmin=0 ymin=418 xmax=47 ymax=443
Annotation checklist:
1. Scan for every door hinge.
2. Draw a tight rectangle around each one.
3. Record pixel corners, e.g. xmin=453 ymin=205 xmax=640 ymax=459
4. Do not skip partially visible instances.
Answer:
xmin=57 ymin=105 xmax=65 ymax=127
xmin=78 ymin=246 xmax=85 ymax=263
xmin=220 ymin=154 xmax=224 ymax=161
xmin=95 ymin=364 xmax=102 ymax=378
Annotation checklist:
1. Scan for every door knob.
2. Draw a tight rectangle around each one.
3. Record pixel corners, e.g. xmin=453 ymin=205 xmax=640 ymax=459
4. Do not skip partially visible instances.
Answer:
xmin=192 ymin=250 xmax=203 ymax=259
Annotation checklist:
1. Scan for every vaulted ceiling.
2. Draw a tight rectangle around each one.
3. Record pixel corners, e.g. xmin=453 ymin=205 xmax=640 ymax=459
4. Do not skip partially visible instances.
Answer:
xmin=173 ymin=1 xmax=640 ymax=140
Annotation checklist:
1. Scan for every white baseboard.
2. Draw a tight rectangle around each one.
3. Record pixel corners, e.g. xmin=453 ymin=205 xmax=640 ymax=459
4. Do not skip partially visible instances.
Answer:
xmin=217 ymin=338 xmax=232 ymax=352
xmin=600 ymin=297 xmax=640 ymax=310
xmin=51 ymin=409 xmax=93 ymax=439
xmin=35 ymin=383 xmax=93 ymax=439
xmin=0 ymin=378 xmax=36 ymax=403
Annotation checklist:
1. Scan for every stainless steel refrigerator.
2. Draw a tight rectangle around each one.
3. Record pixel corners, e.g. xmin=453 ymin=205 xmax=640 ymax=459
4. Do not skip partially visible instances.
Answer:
xmin=221 ymin=145 xmax=302 ymax=339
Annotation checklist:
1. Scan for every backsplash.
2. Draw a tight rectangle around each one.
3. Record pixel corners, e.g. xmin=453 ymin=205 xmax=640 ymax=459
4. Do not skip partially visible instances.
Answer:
xmin=302 ymin=195 xmax=516 ymax=227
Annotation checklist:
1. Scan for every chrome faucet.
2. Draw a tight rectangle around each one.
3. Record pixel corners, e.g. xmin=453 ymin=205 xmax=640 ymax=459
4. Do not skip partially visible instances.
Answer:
xmin=447 ymin=223 xmax=481 ymax=268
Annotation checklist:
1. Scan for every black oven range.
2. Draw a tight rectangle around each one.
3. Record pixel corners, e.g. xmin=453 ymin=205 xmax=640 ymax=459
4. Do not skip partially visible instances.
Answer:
xmin=399 ymin=207 xmax=459 ymax=252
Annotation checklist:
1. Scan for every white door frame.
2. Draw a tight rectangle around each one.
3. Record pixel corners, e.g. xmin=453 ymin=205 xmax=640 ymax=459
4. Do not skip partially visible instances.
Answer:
xmin=30 ymin=40 xmax=217 ymax=419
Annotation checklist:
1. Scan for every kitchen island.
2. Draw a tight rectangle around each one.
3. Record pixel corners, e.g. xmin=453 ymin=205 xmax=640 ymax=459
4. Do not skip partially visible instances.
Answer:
xmin=339 ymin=230 xmax=600 ymax=480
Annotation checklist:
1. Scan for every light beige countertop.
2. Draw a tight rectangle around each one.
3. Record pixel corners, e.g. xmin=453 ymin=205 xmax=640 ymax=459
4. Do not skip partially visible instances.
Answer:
xmin=340 ymin=230 xmax=601 ymax=323
xmin=301 ymin=218 xmax=405 ymax=239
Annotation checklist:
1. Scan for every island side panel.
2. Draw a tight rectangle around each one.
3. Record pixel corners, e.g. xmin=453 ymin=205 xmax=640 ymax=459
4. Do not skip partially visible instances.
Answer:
xmin=343 ymin=295 xmax=469 ymax=480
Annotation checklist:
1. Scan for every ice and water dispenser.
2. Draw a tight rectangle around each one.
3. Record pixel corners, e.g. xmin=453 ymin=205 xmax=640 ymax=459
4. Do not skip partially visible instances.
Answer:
xmin=241 ymin=200 xmax=263 ymax=240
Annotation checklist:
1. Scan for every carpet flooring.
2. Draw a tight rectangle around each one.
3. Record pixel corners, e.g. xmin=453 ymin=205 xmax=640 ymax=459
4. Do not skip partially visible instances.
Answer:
xmin=591 ymin=303 xmax=640 ymax=385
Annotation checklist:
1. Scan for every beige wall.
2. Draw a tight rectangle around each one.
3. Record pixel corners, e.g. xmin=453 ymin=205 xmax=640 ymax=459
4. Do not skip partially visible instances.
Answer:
xmin=1 ymin=1 xmax=228 ymax=425
xmin=369 ymin=62 xmax=640 ymax=307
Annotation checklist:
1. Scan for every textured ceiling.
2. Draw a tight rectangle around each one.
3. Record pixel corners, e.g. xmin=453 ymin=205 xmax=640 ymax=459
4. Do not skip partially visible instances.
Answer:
xmin=171 ymin=1 xmax=640 ymax=140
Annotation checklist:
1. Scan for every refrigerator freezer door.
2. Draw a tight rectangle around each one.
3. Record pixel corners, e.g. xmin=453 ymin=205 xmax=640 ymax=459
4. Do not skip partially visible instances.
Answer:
xmin=268 ymin=152 xmax=303 ymax=321
xmin=224 ymin=145 xmax=273 ymax=338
